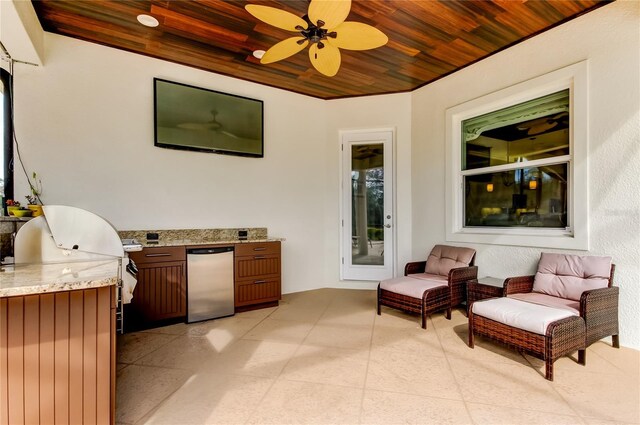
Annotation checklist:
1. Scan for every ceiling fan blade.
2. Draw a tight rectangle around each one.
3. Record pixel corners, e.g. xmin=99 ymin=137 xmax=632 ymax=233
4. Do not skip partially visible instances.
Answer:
xmin=245 ymin=5 xmax=306 ymax=31
xmin=308 ymin=0 xmax=351 ymax=30
xmin=327 ymin=22 xmax=388 ymax=51
xmin=261 ymin=37 xmax=309 ymax=64
xmin=309 ymin=43 xmax=341 ymax=77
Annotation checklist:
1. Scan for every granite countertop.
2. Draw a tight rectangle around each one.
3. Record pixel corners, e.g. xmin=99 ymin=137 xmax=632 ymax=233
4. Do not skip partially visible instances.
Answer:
xmin=0 ymin=259 xmax=120 ymax=298
xmin=140 ymin=238 xmax=284 ymax=248
xmin=118 ymin=227 xmax=283 ymax=248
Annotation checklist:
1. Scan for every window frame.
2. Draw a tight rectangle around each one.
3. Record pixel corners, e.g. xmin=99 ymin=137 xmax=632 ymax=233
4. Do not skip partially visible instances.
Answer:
xmin=1 ymin=68 xmax=13 ymax=212
xmin=445 ymin=61 xmax=589 ymax=250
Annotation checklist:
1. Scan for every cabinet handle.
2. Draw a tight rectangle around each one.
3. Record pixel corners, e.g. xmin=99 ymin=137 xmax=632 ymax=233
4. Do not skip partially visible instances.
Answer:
xmin=254 ymin=280 xmax=267 ymax=284
xmin=254 ymin=255 xmax=266 ymax=259
xmin=145 ymin=253 xmax=172 ymax=257
xmin=253 ymin=247 xmax=267 ymax=251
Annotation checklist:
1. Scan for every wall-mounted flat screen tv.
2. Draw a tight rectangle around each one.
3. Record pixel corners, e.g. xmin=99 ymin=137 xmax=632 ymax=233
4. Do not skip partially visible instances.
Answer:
xmin=154 ymin=78 xmax=264 ymax=158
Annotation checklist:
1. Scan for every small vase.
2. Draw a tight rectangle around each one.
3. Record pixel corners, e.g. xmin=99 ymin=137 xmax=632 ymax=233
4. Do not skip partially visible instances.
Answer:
xmin=7 ymin=206 xmax=20 ymax=216
xmin=28 ymin=205 xmax=44 ymax=217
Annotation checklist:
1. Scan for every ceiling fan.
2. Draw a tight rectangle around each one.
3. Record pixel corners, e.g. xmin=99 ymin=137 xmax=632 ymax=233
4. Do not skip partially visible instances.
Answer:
xmin=177 ymin=110 xmax=239 ymax=139
xmin=245 ymin=0 xmax=388 ymax=77
xmin=517 ymin=112 xmax=569 ymax=136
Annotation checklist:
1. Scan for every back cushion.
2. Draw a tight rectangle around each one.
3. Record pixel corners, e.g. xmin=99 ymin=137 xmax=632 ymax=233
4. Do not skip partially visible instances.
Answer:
xmin=532 ymin=253 xmax=612 ymax=301
xmin=425 ymin=245 xmax=476 ymax=277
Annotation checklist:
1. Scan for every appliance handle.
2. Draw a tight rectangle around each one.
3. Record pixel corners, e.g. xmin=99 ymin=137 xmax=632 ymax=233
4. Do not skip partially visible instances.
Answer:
xmin=188 ymin=247 xmax=234 ymax=255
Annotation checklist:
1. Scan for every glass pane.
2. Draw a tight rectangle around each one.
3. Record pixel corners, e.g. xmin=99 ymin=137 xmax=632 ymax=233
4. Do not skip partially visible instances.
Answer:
xmin=462 ymin=89 xmax=570 ymax=170
xmin=351 ymin=143 xmax=384 ymax=266
xmin=464 ymin=164 xmax=568 ymax=228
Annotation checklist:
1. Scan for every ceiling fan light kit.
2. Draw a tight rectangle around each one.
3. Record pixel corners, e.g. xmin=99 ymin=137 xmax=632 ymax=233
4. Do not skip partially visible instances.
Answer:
xmin=245 ymin=0 xmax=388 ymax=77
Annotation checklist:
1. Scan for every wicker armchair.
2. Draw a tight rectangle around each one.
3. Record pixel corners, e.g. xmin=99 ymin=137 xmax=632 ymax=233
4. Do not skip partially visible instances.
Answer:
xmin=377 ymin=245 xmax=477 ymax=329
xmin=469 ymin=252 xmax=618 ymax=380
xmin=504 ymin=261 xmax=619 ymax=353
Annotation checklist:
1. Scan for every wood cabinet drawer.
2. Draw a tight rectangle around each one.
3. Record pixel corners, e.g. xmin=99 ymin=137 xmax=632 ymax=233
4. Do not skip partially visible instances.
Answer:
xmin=129 ymin=246 xmax=186 ymax=264
xmin=234 ymin=241 xmax=280 ymax=257
xmin=235 ymin=278 xmax=280 ymax=306
xmin=235 ymin=254 xmax=280 ymax=281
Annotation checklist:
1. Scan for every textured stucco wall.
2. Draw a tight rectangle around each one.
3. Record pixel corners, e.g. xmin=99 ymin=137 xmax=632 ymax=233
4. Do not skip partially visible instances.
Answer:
xmin=411 ymin=1 xmax=640 ymax=348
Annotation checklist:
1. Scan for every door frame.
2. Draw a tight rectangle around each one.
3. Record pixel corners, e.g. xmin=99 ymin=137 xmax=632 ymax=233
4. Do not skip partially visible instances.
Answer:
xmin=339 ymin=128 xmax=396 ymax=281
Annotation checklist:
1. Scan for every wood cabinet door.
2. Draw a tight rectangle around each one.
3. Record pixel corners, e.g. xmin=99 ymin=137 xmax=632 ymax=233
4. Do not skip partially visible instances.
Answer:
xmin=132 ymin=260 xmax=186 ymax=322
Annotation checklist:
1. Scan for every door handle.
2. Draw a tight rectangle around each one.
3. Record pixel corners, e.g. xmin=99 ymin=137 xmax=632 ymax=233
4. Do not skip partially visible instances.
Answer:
xmin=384 ymin=224 xmax=392 ymax=228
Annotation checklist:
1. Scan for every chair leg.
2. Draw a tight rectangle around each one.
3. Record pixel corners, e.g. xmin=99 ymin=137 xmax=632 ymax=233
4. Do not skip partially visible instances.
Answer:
xmin=377 ymin=301 xmax=381 ymax=316
xmin=612 ymin=335 xmax=620 ymax=348
xmin=545 ymin=358 xmax=554 ymax=381
xmin=578 ymin=349 xmax=586 ymax=365
xmin=445 ymin=307 xmax=451 ymax=320
xmin=421 ymin=309 xmax=427 ymax=329
xmin=468 ymin=313 xmax=474 ymax=348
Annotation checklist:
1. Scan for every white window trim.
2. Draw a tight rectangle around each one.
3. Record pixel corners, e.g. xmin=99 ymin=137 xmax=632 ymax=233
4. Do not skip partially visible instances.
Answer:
xmin=445 ymin=61 xmax=589 ymax=250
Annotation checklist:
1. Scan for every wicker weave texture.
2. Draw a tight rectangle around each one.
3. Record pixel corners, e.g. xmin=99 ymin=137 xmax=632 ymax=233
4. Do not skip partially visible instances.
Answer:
xmin=469 ymin=312 xmax=586 ymax=380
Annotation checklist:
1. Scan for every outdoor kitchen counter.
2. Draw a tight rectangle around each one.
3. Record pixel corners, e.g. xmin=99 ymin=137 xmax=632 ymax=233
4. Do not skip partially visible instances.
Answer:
xmin=134 ymin=238 xmax=285 ymax=248
xmin=0 ymin=258 xmax=120 ymax=297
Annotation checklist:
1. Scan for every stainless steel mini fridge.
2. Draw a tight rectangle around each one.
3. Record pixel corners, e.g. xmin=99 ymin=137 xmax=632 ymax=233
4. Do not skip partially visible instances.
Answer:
xmin=187 ymin=246 xmax=235 ymax=322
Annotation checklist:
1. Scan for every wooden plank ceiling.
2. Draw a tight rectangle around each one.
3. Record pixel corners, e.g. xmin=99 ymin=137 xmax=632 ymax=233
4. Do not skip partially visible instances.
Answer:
xmin=31 ymin=0 xmax=609 ymax=99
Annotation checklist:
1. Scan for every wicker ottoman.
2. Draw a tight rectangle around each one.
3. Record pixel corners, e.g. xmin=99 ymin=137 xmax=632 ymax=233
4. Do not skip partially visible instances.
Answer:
xmin=469 ymin=297 xmax=586 ymax=381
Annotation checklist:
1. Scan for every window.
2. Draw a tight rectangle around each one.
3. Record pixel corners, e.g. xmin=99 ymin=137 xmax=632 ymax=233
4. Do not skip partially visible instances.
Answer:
xmin=462 ymin=89 xmax=570 ymax=229
xmin=0 ymin=68 xmax=12 ymax=208
xmin=445 ymin=62 xmax=588 ymax=249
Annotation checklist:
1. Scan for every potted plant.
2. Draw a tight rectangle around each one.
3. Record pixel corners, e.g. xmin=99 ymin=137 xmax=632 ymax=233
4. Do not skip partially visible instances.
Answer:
xmin=26 ymin=172 xmax=44 ymax=217
xmin=6 ymin=199 xmax=20 ymax=216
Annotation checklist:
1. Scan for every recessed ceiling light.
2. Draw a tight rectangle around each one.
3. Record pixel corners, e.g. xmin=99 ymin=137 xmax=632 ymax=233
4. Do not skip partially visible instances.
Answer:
xmin=137 ymin=14 xmax=159 ymax=28
xmin=252 ymin=50 xmax=265 ymax=59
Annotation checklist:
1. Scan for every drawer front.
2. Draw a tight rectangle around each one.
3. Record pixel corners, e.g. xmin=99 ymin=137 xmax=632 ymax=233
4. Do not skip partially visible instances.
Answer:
xmin=129 ymin=246 xmax=186 ymax=264
xmin=235 ymin=254 xmax=280 ymax=281
xmin=235 ymin=241 xmax=280 ymax=257
xmin=235 ymin=279 xmax=280 ymax=306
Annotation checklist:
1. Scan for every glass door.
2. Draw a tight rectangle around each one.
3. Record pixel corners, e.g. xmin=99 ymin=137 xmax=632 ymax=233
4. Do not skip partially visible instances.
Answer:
xmin=341 ymin=130 xmax=394 ymax=281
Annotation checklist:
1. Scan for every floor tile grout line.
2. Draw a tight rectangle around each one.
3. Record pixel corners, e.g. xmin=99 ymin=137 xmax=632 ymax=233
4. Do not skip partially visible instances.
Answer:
xmin=357 ymin=302 xmax=379 ymax=424
xmin=433 ymin=309 xmax=479 ymax=425
xmin=119 ymin=333 xmax=182 ymax=365
xmin=243 ymin=296 xmax=335 ymax=425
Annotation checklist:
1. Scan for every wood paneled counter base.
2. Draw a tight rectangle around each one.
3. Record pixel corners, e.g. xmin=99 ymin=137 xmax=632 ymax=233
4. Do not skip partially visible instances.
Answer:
xmin=1 ymin=261 xmax=119 ymax=425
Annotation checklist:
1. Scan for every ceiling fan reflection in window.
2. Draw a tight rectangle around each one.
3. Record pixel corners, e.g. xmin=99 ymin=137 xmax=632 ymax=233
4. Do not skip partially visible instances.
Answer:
xmin=245 ymin=0 xmax=388 ymax=77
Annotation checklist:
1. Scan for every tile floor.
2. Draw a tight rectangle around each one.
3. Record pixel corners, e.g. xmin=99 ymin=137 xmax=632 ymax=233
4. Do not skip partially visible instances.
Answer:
xmin=117 ymin=288 xmax=640 ymax=425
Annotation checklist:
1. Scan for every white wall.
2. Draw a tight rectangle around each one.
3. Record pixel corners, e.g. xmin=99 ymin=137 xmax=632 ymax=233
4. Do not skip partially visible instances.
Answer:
xmin=12 ymin=33 xmax=331 ymax=295
xmin=11 ymin=32 xmax=414 ymax=296
xmin=411 ymin=1 xmax=640 ymax=348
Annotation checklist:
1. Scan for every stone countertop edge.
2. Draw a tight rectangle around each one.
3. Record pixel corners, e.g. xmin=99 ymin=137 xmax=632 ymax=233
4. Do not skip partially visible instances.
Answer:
xmin=0 ymin=260 xmax=120 ymax=298
xmin=140 ymin=238 xmax=285 ymax=248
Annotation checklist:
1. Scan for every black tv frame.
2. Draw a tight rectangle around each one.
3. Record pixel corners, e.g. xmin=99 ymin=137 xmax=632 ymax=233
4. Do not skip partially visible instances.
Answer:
xmin=153 ymin=78 xmax=264 ymax=158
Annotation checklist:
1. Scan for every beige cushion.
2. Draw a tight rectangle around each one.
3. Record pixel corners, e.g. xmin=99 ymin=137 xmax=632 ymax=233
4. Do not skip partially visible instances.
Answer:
xmin=425 ymin=245 xmax=475 ymax=276
xmin=509 ymin=292 xmax=580 ymax=315
xmin=407 ymin=273 xmax=448 ymax=283
xmin=380 ymin=276 xmax=447 ymax=299
xmin=533 ymin=253 xmax=612 ymax=301
xmin=472 ymin=297 xmax=577 ymax=335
